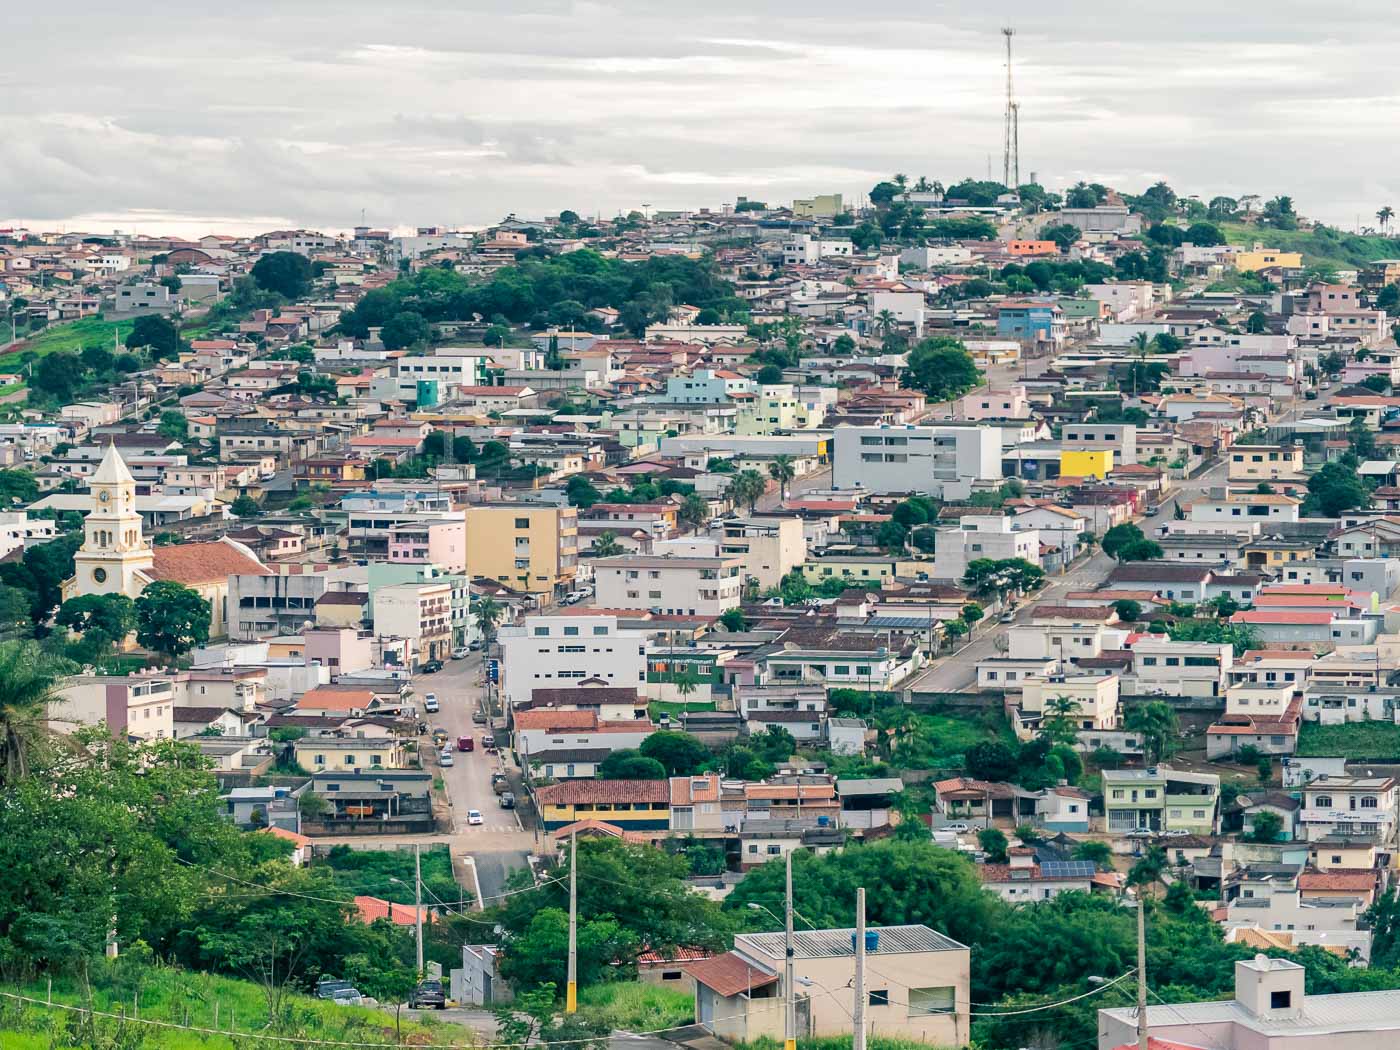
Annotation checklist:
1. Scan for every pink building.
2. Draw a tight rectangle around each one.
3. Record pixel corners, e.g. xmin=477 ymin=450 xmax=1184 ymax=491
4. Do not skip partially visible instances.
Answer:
xmin=303 ymin=627 xmax=373 ymax=676
xmin=959 ymin=384 xmax=1030 ymax=420
xmin=388 ymin=519 xmax=467 ymax=573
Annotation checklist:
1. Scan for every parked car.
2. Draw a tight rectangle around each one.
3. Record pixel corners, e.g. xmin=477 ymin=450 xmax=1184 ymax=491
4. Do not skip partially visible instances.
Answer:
xmin=431 ymin=727 xmax=449 ymax=747
xmin=316 ymin=979 xmax=363 ymax=1006
xmin=408 ymin=981 xmax=446 ymax=1010
xmin=482 ymin=734 xmax=496 ymax=751
xmin=451 ymin=647 xmax=470 ymax=660
xmin=491 ymin=773 xmax=509 ymax=795
xmin=467 ymin=809 xmax=484 ymax=825
xmin=941 ymin=822 xmax=971 ymax=833
xmin=420 ymin=660 xmax=444 ymax=674
xmin=440 ymin=749 xmax=454 ymax=767
xmin=1125 ymin=827 xmax=1156 ymax=838
xmin=468 ymin=640 xmax=483 ymax=651
xmin=999 ymin=611 xmax=1016 ymax=623
xmin=423 ymin=693 xmax=439 ymax=713
xmin=499 ymin=791 xmax=515 ymax=809
xmin=472 ymin=710 xmax=488 ymax=725
xmin=457 ymin=736 xmax=473 ymax=752
xmin=1160 ymin=828 xmax=1190 ymax=837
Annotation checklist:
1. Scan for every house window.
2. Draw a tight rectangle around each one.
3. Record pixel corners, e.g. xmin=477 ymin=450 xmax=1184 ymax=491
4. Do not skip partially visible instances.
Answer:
xmin=515 ymin=518 xmax=530 ymax=529
xmin=1362 ymin=796 xmax=1379 ymax=808
xmin=869 ymin=990 xmax=891 ymax=1007
xmin=909 ymin=986 xmax=955 ymax=1015
xmin=1315 ymin=796 xmax=1332 ymax=808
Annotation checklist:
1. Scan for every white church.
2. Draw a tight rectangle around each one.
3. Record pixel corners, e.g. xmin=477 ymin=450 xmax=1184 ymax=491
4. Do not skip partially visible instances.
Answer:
xmin=62 ymin=444 xmax=270 ymax=638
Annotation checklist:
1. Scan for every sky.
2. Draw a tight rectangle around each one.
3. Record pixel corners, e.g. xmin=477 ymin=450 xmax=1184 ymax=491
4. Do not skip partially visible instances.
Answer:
xmin=4 ymin=0 xmax=1399 ymax=238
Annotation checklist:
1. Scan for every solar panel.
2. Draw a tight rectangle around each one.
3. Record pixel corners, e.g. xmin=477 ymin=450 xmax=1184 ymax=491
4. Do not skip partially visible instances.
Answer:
xmin=1042 ymin=860 xmax=1097 ymax=878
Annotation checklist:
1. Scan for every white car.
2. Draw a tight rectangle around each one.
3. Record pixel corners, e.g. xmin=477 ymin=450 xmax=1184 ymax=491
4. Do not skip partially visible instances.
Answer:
xmin=467 ymin=809 xmax=484 ymax=825
xmin=941 ymin=822 xmax=971 ymax=833
xmin=423 ymin=693 xmax=439 ymax=713
xmin=439 ymin=749 xmax=454 ymax=767
xmin=451 ymin=647 xmax=469 ymax=660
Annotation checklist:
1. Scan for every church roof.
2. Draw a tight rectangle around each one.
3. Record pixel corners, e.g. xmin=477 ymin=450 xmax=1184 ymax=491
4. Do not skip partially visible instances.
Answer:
xmin=92 ymin=442 xmax=136 ymax=486
xmin=147 ymin=538 xmax=269 ymax=585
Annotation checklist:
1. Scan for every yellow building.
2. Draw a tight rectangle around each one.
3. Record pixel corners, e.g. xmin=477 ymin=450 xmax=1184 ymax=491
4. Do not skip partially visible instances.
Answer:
xmin=1233 ymin=248 xmax=1303 ymax=271
xmin=800 ymin=555 xmax=926 ymax=586
xmin=791 ymin=193 xmax=843 ymax=219
xmin=1228 ymin=444 xmax=1305 ymax=482
xmin=535 ymin=779 xmax=671 ymax=831
xmin=293 ymin=736 xmax=405 ymax=772
xmin=736 ymin=386 xmax=809 ymax=435
xmin=1060 ymin=448 xmax=1114 ymax=480
xmin=464 ymin=503 xmax=578 ymax=596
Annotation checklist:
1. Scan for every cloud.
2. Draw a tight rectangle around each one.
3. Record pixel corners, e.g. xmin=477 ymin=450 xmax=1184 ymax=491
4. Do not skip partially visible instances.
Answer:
xmin=4 ymin=0 xmax=1400 ymax=232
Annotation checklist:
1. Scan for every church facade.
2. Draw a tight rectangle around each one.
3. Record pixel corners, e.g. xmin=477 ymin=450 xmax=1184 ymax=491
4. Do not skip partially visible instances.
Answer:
xmin=63 ymin=445 xmax=271 ymax=638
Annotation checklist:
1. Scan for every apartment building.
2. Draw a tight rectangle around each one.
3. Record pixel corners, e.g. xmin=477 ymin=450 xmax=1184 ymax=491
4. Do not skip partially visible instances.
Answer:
xmin=51 ymin=673 xmax=179 ymax=740
xmin=1130 ymin=639 xmax=1233 ymax=697
xmin=342 ymin=487 xmax=459 ymax=558
xmin=377 ymin=350 xmax=481 ymax=403
xmin=370 ymin=580 xmax=452 ymax=667
xmin=464 ymin=503 xmax=579 ymax=597
xmin=593 ymin=554 xmax=742 ymax=616
xmin=1227 ymin=444 xmax=1305 ymax=482
xmin=932 ymin=515 xmax=1039 ymax=583
xmin=1103 ymin=766 xmax=1221 ymax=835
xmin=715 ymin=516 xmax=806 ymax=590
xmin=497 ymin=613 xmax=648 ymax=709
xmin=387 ymin=519 xmax=467 ymax=574
xmin=831 ymin=424 xmax=1002 ymax=501
xmin=1297 ymin=776 xmax=1398 ymax=844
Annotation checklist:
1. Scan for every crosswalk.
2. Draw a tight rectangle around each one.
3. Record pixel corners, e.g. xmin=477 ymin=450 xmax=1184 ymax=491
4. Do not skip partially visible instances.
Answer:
xmin=459 ymin=819 xmax=519 ymax=833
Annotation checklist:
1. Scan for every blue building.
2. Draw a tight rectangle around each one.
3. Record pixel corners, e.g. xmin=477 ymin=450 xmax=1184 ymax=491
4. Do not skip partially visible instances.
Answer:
xmin=996 ymin=300 xmax=1066 ymax=348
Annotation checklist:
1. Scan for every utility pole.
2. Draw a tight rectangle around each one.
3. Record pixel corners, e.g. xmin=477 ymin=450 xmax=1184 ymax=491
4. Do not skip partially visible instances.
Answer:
xmin=566 ymin=830 xmax=578 ymax=1013
xmin=1136 ymin=894 xmax=1148 ymax=1050
xmin=853 ymin=887 xmax=867 ymax=1050
xmin=414 ymin=844 xmax=424 ymax=976
xmin=784 ymin=848 xmax=796 ymax=1050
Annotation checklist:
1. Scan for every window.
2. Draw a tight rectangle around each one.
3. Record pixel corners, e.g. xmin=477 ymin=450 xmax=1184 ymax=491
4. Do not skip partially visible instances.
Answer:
xmin=869 ymin=990 xmax=890 ymax=1008
xmin=908 ymin=986 xmax=954 ymax=1014
xmin=1315 ymin=795 xmax=1332 ymax=808
xmin=1362 ymin=796 xmax=1379 ymax=808
xmin=515 ymin=518 xmax=530 ymax=529
xmin=593 ymin=626 xmax=608 ymax=636
xmin=534 ymin=627 xmax=549 ymax=637
xmin=1270 ymin=990 xmax=1291 ymax=1010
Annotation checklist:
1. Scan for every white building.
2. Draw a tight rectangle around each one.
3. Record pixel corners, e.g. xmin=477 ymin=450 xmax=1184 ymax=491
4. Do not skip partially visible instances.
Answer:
xmin=932 ymin=515 xmax=1040 ymax=583
xmin=1297 ymin=775 xmax=1398 ymax=843
xmin=377 ymin=351 xmax=482 ymax=402
xmin=664 ymin=369 xmax=753 ymax=404
xmin=370 ymin=580 xmax=452 ymax=667
xmin=592 ymin=554 xmax=742 ymax=617
xmin=831 ymin=425 xmax=1002 ymax=500
xmin=497 ymin=613 xmax=648 ymax=709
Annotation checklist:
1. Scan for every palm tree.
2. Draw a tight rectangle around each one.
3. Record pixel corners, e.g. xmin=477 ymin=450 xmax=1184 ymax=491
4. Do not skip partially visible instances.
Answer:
xmin=678 ymin=493 xmax=708 ymax=534
xmin=893 ymin=173 xmax=909 ymax=200
xmin=1380 ymin=206 xmax=1395 ymax=234
xmin=1129 ymin=331 xmax=1151 ymax=397
xmin=671 ymin=668 xmax=700 ymax=715
xmin=874 ymin=309 xmax=898 ymax=341
xmin=473 ymin=598 xmax=503 ymax=644
xmin=0 ymin=641 xmax=62 ymax=786
xmin=930 ymin=180 xmax=945 ymax=201
xmin=727 ymin=469 xmax=767 ymax=514
xmin=913 ymin=176 xmax=932 ymax=194
xmin=768 ymin=455 xmax=796 ymax=503
xmin=592 ymin=531 xmax=622 ymax=558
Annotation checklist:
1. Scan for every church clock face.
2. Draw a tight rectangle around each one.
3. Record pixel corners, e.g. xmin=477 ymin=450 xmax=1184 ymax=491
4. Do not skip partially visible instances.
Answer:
xmin=98 ymin=491 xmax=110 ymax=503
xmin=92 ymin=568 xmax=107 ymax=583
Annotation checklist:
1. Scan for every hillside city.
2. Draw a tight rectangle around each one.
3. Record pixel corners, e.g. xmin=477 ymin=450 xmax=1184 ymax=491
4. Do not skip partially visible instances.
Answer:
xmin=8 ymin=179 xmax=1400 ymax=1050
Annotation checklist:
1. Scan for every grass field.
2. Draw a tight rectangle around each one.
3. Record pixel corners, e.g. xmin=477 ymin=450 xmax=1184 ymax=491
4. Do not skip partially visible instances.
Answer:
xmin=1 ymin=961 xmax=465 ymax=1050
xmin=8 ymin=316 xmax=135 ymax=358
xmin=577 ymin=982 xmax=693 ymax=1031
xmin=1296 ymin=720 xmax=1400 ymax=758
xmin=1218 ymin=220 xmax=1400 ymax=271
xmin=896 ymin=710 xmax=1017 ymax=770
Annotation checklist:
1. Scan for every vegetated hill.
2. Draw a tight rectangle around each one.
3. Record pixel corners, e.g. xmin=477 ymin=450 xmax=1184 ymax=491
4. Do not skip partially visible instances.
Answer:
xmin=1218 ymin=220 xmax=1400 ymax=271
xmin=8 ymin=315 xmax=134 ymax=358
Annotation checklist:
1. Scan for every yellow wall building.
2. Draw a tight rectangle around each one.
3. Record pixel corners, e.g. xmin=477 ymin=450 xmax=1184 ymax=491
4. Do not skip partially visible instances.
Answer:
xmin=1233 ymin=248 xmax=1303 ymax=271
xmin=464 ymin=504 xmax=578 ymax=596
xmin=1060 ymin=448 xmax=1114 ymax=480
xmin=792 ymin=193 xmax=843 ymax=219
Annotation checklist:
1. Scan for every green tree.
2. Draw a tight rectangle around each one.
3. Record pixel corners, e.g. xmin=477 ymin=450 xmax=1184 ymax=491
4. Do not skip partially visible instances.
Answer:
xmin=157 ymin=409 xmax=188 ymax=441
xmin=31 ymin=351 xmax=85 ymax=401
xmin=250 ymin=250 xmax=312 ymax=299
xmin=965 ymin=740 xmax=1018 ymax=781
xmin=80 ymin=343 xmax=114 ymax=374
xmin=750 ymin=724 xmax=797 ymax=764
xmin=474 ymin=597 xmax=504 ymax=642
xmin=1125 ymin=701 xmax=1180 ymax=764
xmin=978 ymin=827 xmax=1009 ymax=863
xmin=1248 ymin=810 xmax=1284 ymax=844
xmin=726 ymin=469 xmax=767 ymax=513
xmin=135 ymin=580 xmax=211 ymax=658
xmin=0 ymin=641 xmax=64 ymax=785
xmin=566 ymin=474 xmax=604 ymax=509
xmin=716 ymin=743 xmax=773 ymax=780
xmin=718 ymin=608 xmax=748 ymax=632
xmin=903 ymin=337 xmax=982 ymax=402
xmin=381 ymin=310 xmax=431 ymax=350
xmin=55 ymin=593 xmax=136 ymax=649
xmin=678 ymin=493 xmax=708 ymax=534
xmin=0 ymin=468 xmax=39 ymax=506
xmin=597 ymin=750 xmax=667 ymax=779
xmin=767 ymin=455 xmax=796 ymax=502
xmin=1127 ymin=845 xmax=1168 ymax=889
xmin=961 ymin=557 xmax=1045 ymax=602
xmin=230 ymin=494 xmax=261 ymax=518
xmin=1113 ymin=599 xmax=1142 ymax=622
xmin=1184 ymin=222 xmax=1225 ymax=246
xmin=125 ymin=314 xmax=180 ymax=359
xmin=1246 ymin=310 xmax=1269 ymax=334
xmin=639 ymin=730 xmax=710 ymax=776
xmin=961 ymin=602 xmax=984 ymax=624
xmin=591 ymin=530 xmax=622 ymax=558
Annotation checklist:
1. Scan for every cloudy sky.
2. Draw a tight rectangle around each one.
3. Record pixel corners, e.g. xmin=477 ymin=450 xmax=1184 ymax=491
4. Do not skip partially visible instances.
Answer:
xmin=4 ymin=1 xmax=1397 ymax=236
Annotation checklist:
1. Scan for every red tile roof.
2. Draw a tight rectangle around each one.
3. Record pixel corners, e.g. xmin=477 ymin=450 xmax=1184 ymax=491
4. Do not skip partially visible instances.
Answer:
xmin=1298 ymin=869 xmax=1377 ymax=892
xmin=685 ymin=952 xmax=778 ymax=998
xmin=535 ymin=779 xmax=670 ymax=805
xmin=353 ymin=896 xmax=437 ymax=926
xmin=149 ymin=539 xmax=269 ymax=585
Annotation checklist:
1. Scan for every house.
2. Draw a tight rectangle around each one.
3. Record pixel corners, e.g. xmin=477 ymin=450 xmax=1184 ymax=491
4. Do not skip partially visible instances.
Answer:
xmin=1297 ymin=776 xmax=1398 ymax=844
xmin=1130 ymin=638 xmax=1233 ymax=698
xmin=830 ymin=424 xmax=1003 ymax=501
xmin=1102 ymin=766 xmax=1220 ymax=836
xmin=593 ymin=554 xmax=743 ymax=617
xmin=303 ymin=770 xmax=435 ymax=833
xmin=688 ymin=925 xmax=969 ymax=1045
xmin=534 ymin=779 xmax=671 ymax=832
xmin=978 ymin=847 xmax=1096 ymax=902
xmin=1206 ymin=696 xmax=1302 ymax=759
xmin=1106 ymin=562 xmax=1214 ymax=602
xmin=497 ymin=614 xmax=648 ymax=709
xmin=1098 ymin=956 xmax=1400 ymax=1050
xmin=292 ymin=735 xmax=406 ymax=773
xmin=1227 ymin=444 xmax=1305 ymax=482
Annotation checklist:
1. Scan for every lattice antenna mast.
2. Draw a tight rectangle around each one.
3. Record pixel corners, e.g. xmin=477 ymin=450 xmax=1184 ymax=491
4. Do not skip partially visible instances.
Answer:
xmin=1002 ymin=27 xmax=1016 ymax=189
